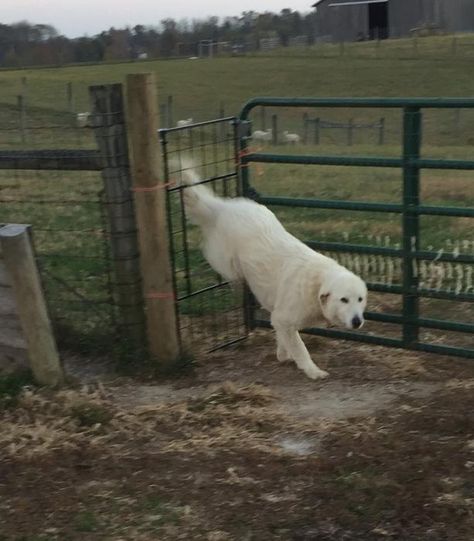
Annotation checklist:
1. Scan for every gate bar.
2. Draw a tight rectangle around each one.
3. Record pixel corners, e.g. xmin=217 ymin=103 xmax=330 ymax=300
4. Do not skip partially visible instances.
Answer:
xmin=240 ymin=97 xmax=474 ymax=118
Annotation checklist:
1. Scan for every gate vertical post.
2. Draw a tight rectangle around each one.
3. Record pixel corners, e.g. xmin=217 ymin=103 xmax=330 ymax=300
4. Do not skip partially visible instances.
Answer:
xmin=89 ymin=83 xmax=145 ymax=345
xmin=126 ymin=73 xmax=180 ymax=366
xmin=238 ymin=116 xmax=256 ymax=332
xmin=402 ymin=106 xmax=422 ymax=347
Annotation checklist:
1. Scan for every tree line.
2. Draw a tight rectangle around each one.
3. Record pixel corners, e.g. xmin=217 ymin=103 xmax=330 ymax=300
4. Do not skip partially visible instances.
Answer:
xmin=0 ymin=10 xmax=317 ymax=68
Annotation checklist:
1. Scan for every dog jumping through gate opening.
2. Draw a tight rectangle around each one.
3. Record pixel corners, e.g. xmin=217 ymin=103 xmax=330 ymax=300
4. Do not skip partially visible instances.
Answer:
xmin=178 ymin=159 xmax=368 ymax=380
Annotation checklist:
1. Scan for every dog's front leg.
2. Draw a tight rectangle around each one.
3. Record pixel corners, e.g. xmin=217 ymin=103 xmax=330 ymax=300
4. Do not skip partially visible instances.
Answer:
xmin=276 ymin=333 xmax=290 ymax=362
xmin=271 ymin=317 xmax=329 ymax=380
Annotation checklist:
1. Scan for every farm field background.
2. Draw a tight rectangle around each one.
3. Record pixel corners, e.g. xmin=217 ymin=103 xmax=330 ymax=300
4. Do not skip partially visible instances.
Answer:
xmin=1 ymin=35 xmax=474 ymax=541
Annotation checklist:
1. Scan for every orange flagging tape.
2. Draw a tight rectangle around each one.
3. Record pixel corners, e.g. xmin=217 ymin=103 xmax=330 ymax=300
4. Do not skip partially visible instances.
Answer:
xmin=132 ymin=180 xmax=175 ymax=192
xmin=146 ymin=291 xmax=175 ymax=300
xmin=236 ymin=147 xmax=264 ymax=176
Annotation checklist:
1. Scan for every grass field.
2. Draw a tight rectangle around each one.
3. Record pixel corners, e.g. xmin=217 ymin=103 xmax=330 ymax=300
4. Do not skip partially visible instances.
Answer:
xmin=0 ymin=36 xmax=473 ymax=540
xmin=0 ymin=34 xmax=473 ymax=350
xmin=0 ymin=34 xmax=474 ymax=122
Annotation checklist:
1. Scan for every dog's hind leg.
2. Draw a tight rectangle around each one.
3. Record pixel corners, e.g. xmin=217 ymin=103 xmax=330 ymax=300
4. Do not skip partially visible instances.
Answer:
xmin=271 ymin=316 xmax=329 ymax=380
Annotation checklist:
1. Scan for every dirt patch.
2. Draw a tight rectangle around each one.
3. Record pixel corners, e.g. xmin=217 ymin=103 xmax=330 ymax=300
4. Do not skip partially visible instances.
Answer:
xmin=1 ymin=334 xmax=474 ymax=540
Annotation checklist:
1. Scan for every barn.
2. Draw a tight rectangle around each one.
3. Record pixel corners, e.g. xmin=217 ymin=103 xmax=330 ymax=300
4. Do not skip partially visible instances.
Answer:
xmin=312 ymin=0 xmax=474 ymax=42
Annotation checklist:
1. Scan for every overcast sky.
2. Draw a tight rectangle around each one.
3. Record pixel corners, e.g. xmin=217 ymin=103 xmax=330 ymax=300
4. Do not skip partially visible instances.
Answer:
xmin=2 ymin=1 xmax=314 ymax=38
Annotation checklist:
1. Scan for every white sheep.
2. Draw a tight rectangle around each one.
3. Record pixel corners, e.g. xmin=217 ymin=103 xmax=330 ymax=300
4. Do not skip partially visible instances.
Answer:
xmin=251 ymin=129 xmax=272 ymax=143
xmin=77 ymin=112 xmax=91 ymax=128
xmin=177 ymin=118 xmax=193 ymax=128
xmin=283 ymin=130 xmax=301 ymax=144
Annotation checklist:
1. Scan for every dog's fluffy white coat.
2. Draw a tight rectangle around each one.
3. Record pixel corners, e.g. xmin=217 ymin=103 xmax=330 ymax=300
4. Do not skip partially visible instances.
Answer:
xmin=181 ymin=162 xmax=368 ymax=379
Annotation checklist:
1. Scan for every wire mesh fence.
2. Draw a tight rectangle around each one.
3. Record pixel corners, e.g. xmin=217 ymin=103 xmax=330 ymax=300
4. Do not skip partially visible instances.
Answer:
xmin=0 ymin=83 xmax=143 ymax=355
xmin=159 ymin=118 xmax=248 ymax=353
xmin=0 ymin=167 xmax=117 ymax=351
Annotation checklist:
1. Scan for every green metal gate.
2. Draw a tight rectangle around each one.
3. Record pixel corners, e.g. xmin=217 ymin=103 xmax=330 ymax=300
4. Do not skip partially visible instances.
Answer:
xmin=239 ymin=98 xmax=474 ymax=359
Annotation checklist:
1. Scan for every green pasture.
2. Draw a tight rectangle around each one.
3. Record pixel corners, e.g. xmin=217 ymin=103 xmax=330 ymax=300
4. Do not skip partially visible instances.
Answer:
xmin=0 ymin=34 xmax=472 ymax=342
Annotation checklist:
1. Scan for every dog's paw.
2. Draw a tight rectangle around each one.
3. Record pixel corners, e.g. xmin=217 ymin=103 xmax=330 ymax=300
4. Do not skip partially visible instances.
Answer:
xmin=276 ymin=346 xmax=290 ymax=363
xmin=304 ymin=365 xmax=329 ymax=380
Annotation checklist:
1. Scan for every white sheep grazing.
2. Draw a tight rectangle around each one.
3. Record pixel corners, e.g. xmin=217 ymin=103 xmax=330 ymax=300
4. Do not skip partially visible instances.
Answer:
xmin=251 ymin=129 xmax=272 ymax=143
xmin=177 ymin=118 xmax=193 ymax=128
xmin=283 ymin=130 xmax=301 ymax=144
xmin=77 ymin=112 xmax=91 ymax=128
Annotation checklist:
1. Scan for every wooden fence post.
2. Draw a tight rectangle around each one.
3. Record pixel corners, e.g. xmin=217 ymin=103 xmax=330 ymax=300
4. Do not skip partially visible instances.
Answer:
xmin=159 ymin=104 xmax=167 ymax=127
xmin=89 ymin=83 xmax=145 ymax=345
xmin=271 ymin=114 xmax=278 ymax=145
xmin=17 ymin=95 xmax=26 ymax=144
xmin=451 ymin=36 xmax=457 ymax=56
xmin=314 ymin=117 xmax=320 ymax=145
xmin=303 ymin=113 xmax=308 ymax=144
xmin=219 ymin=102 xmax=225 ymax=138
xmin=167 ymin=95 xmax=174 ymax=128
xmin=260 ymin=106 xmax=266 ymax=131
xmin=339 ymin=41 xmax=345 ymax=57
xmin=66 ymin=82 xmax=74 ymax=114
xmin=1 ymin=225 xmax=63 ymax=386
xmin=378 ymin=117 xmax=385 ymax=145
xmin=125 ymin=73 xmax=180 ymax=366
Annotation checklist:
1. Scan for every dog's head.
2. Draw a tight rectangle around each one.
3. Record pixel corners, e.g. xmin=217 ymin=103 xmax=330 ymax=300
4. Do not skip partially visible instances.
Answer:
xmin=318 ymin=271 xmax=368 ymax=330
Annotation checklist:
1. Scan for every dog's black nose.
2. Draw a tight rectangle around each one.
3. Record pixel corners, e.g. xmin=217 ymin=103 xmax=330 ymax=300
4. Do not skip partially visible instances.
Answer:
xmin=352 ymin=316 xmax=362 ymax=329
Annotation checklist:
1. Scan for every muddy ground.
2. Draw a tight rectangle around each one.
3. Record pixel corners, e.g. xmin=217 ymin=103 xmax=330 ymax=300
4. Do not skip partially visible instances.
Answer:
xmin=1 ymin=332 xmax=473 ymax=540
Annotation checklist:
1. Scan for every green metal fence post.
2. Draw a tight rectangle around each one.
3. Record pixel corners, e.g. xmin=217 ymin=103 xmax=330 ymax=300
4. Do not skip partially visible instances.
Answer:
xmin=402 ymin=106 xmax=422 ymax=347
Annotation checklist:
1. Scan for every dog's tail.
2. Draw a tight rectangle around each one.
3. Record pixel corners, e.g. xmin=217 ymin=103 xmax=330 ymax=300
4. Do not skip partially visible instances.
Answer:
xmin=177 ymin=157 xmax=220 ymax=227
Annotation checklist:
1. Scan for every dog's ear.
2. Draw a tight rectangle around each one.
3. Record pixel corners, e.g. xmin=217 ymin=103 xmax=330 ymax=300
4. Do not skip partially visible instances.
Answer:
xmin=319 ymin=292 xmax=330 ymax=306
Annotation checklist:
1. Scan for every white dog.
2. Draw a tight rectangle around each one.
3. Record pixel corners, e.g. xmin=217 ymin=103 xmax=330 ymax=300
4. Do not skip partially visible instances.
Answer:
xmin=180 ymin=162 xmax=368 ymax=380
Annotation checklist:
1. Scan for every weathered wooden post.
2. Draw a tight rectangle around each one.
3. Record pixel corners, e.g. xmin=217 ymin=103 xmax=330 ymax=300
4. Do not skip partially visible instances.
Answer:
xmin=378 ymin=117 xmax=385 ymax=146
xmin=126 ymin=73 xmax=180 ymax=367
xmin=339 ymin=41 xmax=345 ymax=57
xmin=159 ymin=104 xmax=167 ymax=127
xmin=314 ymin=117 xmax=320 ymax=145
xmin=0 ymin=225 xmax=63 ymax=386
xmin=89 ymin=83 xmax=146 ymax=345
xmin=66 ymin=82 xmax=74 ymax=114
xmin=260 ymin=106 xmax=266 ymax=131
xmin=219 ymin=102 xmax=226 ymax=139
xmin=303 ymin=113 xmax=309 ymax=144
xmin=17 ymin=95 xmax=26 ymax=144
xmin=167 ymin=95 xmax=174 ymax=128
xmin=451 ymin=36 xmax=458 ymax=56
xmin=271 ymin=114 xmax=278 ymax=145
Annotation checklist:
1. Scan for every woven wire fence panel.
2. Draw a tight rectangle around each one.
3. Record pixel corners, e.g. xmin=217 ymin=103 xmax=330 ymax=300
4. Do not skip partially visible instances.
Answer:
xmin=160 ymin=119 xmax=248 ymax=353
xmin=0 ymin=166 xmax=117 ymax=351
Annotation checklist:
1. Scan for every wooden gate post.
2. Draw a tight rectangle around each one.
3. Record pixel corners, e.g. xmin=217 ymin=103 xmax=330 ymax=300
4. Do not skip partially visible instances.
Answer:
xmin=89 ymin=83 xmax=146 ymax=345
xmin=125 ymin=73 xmax=180 ymax=366
xmin=1 ymin=225 xmax=63 ymax=386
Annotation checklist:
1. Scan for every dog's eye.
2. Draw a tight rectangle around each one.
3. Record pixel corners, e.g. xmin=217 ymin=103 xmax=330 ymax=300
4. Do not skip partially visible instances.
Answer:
xmin=340 ymin=297 xmax=349 ymax=304
xmin=358 ymin=297 xmax=363 ymax=302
